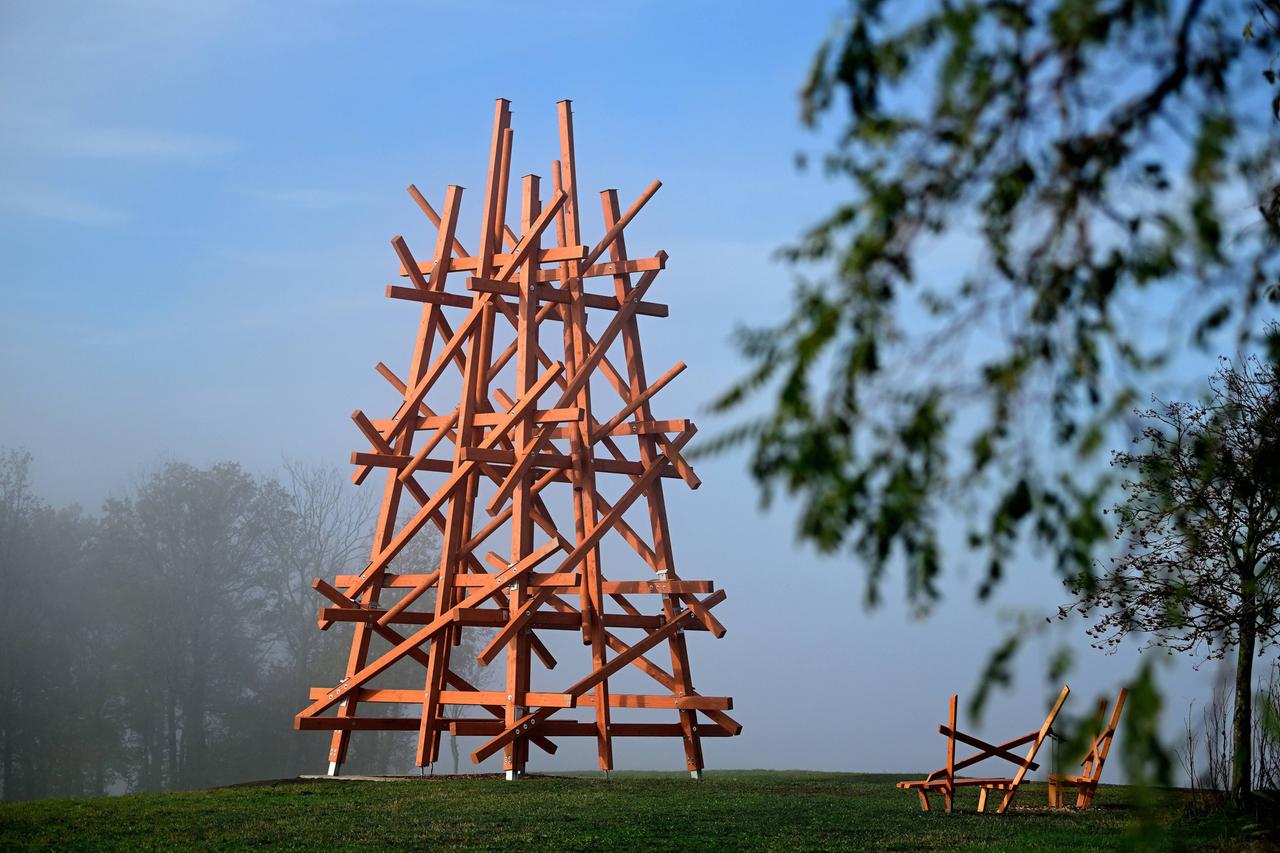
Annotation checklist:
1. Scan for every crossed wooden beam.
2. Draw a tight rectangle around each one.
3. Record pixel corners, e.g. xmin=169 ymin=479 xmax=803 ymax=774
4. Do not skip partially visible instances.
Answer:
xmin=294 ymin=99 xmax=739 ymax=778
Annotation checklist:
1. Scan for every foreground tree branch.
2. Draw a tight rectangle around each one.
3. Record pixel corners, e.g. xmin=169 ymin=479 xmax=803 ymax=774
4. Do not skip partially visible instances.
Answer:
xmin=715 ymin=0 xmax=1280 ymax=610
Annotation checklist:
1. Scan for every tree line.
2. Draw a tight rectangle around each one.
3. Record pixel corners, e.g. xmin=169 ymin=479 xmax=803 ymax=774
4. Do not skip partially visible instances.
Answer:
xmin=0 ymin=451 xmax=436 ymax=801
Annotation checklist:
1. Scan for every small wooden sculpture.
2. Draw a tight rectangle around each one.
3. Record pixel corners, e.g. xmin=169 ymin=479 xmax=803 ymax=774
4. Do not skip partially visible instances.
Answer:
xmin=1049 ymin=687 xmax=1127 ymax=809
xmin=294 ymin=99 xmax=739 ymax=779
xmin=897 ymin=686 xmax=1070 ymax=814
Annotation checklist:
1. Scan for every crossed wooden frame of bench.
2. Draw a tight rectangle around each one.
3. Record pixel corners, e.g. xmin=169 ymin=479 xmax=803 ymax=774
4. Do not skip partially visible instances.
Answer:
xmin=896 ymin=686 xmax=1070 ymax=814
xmin=1048 ymin=687 xmax=1127 ymax=809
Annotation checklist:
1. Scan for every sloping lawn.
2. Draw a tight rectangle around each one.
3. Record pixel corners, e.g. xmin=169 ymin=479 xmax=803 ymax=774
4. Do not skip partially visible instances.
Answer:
xmin=0 ymin=771 xmax=1265 ymax=850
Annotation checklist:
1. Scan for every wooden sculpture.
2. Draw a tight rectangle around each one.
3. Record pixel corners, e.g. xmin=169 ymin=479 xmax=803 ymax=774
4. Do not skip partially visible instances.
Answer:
xmin=1048 ymin=687 xmax=1127 ymax=809
xmin=896 ymin=686 xmax=1070 ymax=814
xmin=294 ymin=99 xmax=739 ymax=779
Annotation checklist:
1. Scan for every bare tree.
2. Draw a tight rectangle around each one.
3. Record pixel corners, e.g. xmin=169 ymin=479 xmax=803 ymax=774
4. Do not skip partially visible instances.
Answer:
xmin=1180 ymin=661 xmax=1280 ymax=805
xmin=259 ymin=459 xmax=372 ymax=775
xmin=1064 ymin=354 xmax=1280 ymax=803
xmin=1259 ymin=661 xmax=1280 ymax=792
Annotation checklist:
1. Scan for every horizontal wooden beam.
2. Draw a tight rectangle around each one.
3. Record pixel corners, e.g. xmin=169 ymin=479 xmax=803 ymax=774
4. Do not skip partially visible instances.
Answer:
xmin=531 ymin=254 xmax=666 ymax=283
xmin=524 ymin=254 xmax=665 ymax=284
xmin=317 ymin=606 xmax=708 ymax=632
xmin=306 ymin=688 xmax=732 ymax=711
xmin=370 ymin=408 xmax=583 ymax=434
xmin=335 ymin=571 xmax=572 ymax=589
xmin=297 ymin=717 xmax=421 ymax=732
xmin=351 ymin=452 xmax=454 ymax=474
xmin=453 ymin=571 xmax=580 ymax=588
xmin=450 ymin=720 xmax=733 ymax=738
xmin=400 ymin=245 xmax=587 ymax=275
xmin=577 ymin=692 xmax=732 ymax=710
xmin=308 ymin=688 xmax=574 ymax=708
xmin=350 ymin=451 xmax=574 ymax=482
xmin=542 ymin=418 xmax=692 ymax=441
xmin=402 ymin=252 xmax=663 ymax=284
xmin=388 ymin=284 xmax=668 ymax=321
xmin=298 ymin=717 xmax=732 ymax=737
xmin=385 ymin=286 xmax=480 ymax=310
xmin=361 ymin=445 xmax=680 ymax=480
xmin=467 ymin=277 xmax=668 ymax=318
xmin=461 ymin=446 xmax=679 ymax=478
xmin=600 ymin=580 xmax=713 ymax=595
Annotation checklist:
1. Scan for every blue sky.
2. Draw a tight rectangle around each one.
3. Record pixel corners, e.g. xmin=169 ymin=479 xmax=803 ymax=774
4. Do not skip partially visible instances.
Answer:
xmin=0 ymin=0 xmax=1239 ymax=777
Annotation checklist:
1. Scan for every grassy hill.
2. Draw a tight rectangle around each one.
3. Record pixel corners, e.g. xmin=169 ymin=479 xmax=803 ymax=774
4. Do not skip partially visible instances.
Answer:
xmin=0 ymin=771 xmax=1264 ymax=850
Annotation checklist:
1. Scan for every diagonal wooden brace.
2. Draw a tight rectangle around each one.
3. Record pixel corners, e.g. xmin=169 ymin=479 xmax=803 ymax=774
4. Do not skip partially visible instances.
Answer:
xmin=476 ymin=586 xmax=555 ymax=667
xmin=551 ymin=428 xmax=695 ymax=578
xmin=581 ymin=180 xmax=661 ymax=269
xmin=544 ymin=592 xmax=742 ymax=736
xmin=310 ymin=577 xmax=559 ymax=755
xmin=485 ymin=268 xmax=661 ymax=515
xmin=937 ymin=726 xmax=1041 ymax=771
xmin=470 ymin=589 xmax=723 ymax=764
xmin=298 ymin=547 xmax=561 ymax=722
xmin=492 ymin=191 xmax=567 ymax=281
xmin=406 ymin=184 xmax=469 ymax=259
xmin=589 ymin=361 xmax=685 ymax=443
xmin=381 ymin=304 xmax=485 ymax=446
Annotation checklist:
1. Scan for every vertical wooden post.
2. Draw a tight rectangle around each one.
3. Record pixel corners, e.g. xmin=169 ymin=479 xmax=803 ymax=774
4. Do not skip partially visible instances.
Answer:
xmin=327 ymin=185 xmax=464 ymax=775
xmin=600 ymin=188 xmax=703 ymax=776
xmin=503 ymin=173 xmax=541 ymax=778
xmin=416 ymin=100 xmax=510 ymax=768
xmin=557 ymin=100 xmax=614 ymax=771
xmin=945 ymin=694 xmax=957 ymax=814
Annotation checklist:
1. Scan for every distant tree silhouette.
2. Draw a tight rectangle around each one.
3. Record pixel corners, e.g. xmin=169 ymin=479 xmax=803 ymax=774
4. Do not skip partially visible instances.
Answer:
xmin=0 ymin=450 xmax=122 ymax=799
xmin=0 ymin=452 xmax=417 ymax=800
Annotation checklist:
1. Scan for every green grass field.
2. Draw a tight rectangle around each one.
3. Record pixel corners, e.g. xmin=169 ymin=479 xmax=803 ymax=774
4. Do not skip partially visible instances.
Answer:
xmin=0 ymin=771 xmax=1266 ymax=851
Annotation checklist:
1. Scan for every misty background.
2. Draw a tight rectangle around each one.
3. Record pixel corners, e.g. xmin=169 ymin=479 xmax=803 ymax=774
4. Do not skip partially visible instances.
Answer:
xmin=0 ymin=0 xmax=1258 ymax=799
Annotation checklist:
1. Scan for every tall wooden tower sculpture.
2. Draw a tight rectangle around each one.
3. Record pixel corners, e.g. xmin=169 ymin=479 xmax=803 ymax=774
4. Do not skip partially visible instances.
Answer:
xmin=295 ymin=99 xmax=739 ymax=778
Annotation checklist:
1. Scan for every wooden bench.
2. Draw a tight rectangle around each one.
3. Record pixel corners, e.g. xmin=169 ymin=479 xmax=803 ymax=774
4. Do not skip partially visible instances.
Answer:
xmin=897 ymin=686 xmax=1070 ymax=814
xmin=1049 ymin=687 xmax=1127 ymax=809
